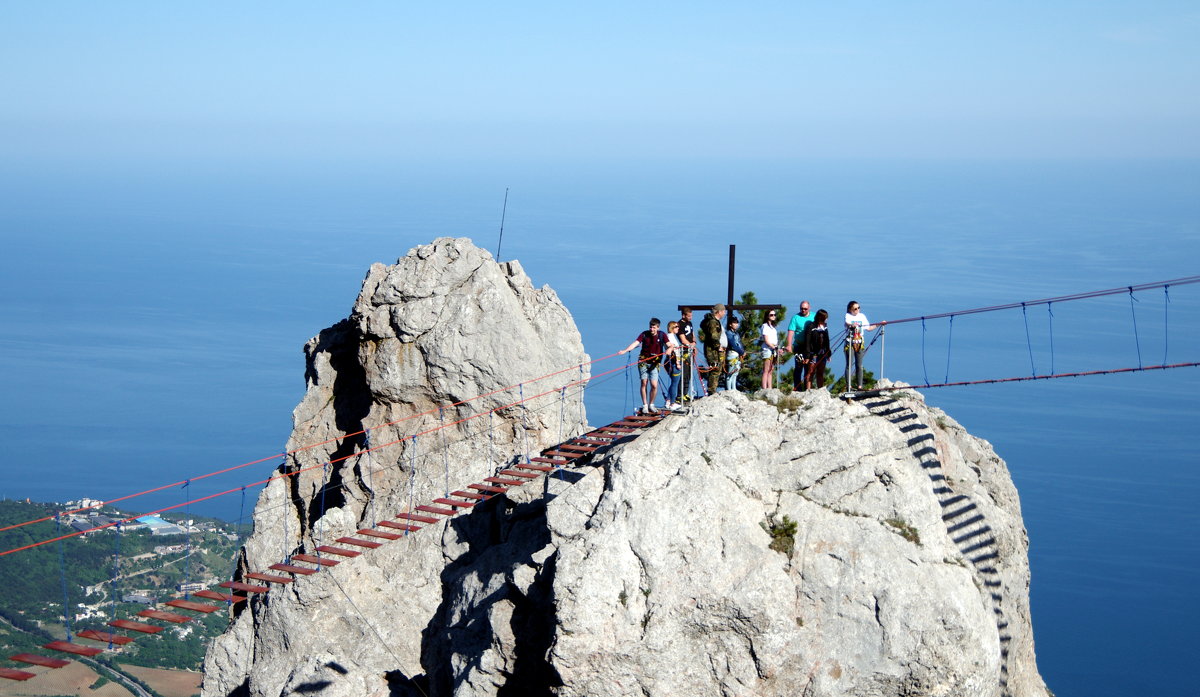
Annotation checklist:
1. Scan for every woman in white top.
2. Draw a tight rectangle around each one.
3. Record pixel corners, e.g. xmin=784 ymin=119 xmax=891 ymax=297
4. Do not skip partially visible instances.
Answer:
xmin=760 ymin=309 xmax=780 ymax=390
xmin=663 ymin=321 xmax=683 ymax=409
xmin=844 ymin=300 xmax=884 ymax=390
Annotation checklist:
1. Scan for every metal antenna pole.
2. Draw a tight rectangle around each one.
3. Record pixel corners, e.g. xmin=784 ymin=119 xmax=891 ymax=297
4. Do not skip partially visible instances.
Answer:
xmin=495 ymin=188 xmax=509 ymax=260
xmin=727 ymin=244 xmax=736 ymax=319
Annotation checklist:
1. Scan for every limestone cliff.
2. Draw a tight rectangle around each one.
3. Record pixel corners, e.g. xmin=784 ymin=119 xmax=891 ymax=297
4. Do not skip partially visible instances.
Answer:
xmin=202 ymin=239 xmax=1048 ymax=697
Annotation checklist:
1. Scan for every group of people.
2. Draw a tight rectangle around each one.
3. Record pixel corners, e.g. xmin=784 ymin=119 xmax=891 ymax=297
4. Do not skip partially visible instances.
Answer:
xmin=620 ymin=301 xmax=884 ymax=415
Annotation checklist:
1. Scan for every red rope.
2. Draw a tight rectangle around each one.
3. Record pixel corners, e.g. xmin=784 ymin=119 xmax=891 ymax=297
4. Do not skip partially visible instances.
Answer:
xmin=0 ymin=350 xmax=624 ymax=536
xmin=0 ymin=354 xmax=639 ymax=557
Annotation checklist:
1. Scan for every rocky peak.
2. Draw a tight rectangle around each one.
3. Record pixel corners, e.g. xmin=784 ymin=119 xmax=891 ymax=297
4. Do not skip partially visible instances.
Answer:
xmin=202 ymin=240 xmax=1047 ymax=697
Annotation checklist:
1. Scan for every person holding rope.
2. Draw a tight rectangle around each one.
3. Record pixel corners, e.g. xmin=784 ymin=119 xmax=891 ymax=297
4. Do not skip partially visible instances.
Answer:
xmin=804 ymin=309 xmax=831 ymax=390
xmin=619 ymin=317 xmax=669 ymax=414
xmin=844 ymin=301 xmax=885 ymax=390
xmin=786 ymin=300 xmax=813 ymax=391
xmin=676 ymin=308 xmax=696 ymax=403
xmin=700 ymin=303 xmax=727 ymax=395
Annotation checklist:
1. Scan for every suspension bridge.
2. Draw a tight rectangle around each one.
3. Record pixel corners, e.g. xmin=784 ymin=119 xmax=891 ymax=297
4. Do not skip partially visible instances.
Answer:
xmin=1 ymin=275 xmax=1196 ymax=684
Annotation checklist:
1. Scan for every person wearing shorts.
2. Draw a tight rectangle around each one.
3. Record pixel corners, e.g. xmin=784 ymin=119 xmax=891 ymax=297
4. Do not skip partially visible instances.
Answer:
xmin=619 ymin=317 xmax=669 ymax=414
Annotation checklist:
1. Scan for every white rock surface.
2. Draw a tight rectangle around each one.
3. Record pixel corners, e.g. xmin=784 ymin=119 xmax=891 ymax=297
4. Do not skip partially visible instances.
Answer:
xmin=202 ymin=240 xmax=1047 ymax=697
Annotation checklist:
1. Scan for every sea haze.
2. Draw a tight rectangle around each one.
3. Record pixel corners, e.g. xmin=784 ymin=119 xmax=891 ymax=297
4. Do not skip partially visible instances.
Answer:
xmin=0 ymin=157 xmax=1196 ymax=697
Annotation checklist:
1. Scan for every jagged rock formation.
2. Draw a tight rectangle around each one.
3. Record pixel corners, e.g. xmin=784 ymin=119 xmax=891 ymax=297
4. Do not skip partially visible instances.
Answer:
xmin=202 ymin=240 xmax=1048 ymax=697
xmin=202 ymin=237 xmax=588 ymax=696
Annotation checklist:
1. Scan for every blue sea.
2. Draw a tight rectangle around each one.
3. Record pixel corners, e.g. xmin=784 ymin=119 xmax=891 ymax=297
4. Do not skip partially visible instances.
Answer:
xmin=1 ymin=158 xmax=1197 ymax=696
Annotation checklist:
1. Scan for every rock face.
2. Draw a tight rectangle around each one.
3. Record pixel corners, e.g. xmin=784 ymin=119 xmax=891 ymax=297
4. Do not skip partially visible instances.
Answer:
xmin=203 ymin=240 xmax=1048 ymax=697
xmin=202 ymin=237 xmax=589 ymax=697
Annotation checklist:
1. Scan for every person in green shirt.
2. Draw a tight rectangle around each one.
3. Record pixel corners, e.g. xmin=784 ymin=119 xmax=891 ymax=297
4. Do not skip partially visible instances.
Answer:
xmin=785 ymin=301 xmax=813 ymax=391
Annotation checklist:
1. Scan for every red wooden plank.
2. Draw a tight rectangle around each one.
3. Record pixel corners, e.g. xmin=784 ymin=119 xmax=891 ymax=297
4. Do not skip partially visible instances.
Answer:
xmin=596 ymin=427 xmax=634 ymax=434
xmin=193 ymin=589 xmax=246 ymax=603
xmin=109 ymin=619 xmax=164 ymax=634
xmin=138 ymin=609 xmax=191 ymax=623
xmin=498 ymin=469 xmax=540 ymax=479
xmin=572 ymin=437 xmax=611 ymax=445
xmin=451 ymin=490 xmax=490 ymax=500
xmin=357 ymin=528 xmax=403 ymax=540
xmin=245 ymin=572 xmax=293 ymax=585
xmin=542 ymin=450 xmax=585 ymax=459
xmin=316 ymin=545 xmax=360 ymax=558
xmin=531 ymin=457 xmax=569 ymax=465
xmin=270 ymin=562 xmax=319 ymax=575
xmin=469 ymin=484 xmax=508 ymax=494
xmin=416 ymin=504 xmax=457 ymax=516
xmin=10 ymin=653 xmax=69 ymax=668
xmin=434 ymin=497 xmax=475 ymax=508
xmin=558 ymin=444 xmax=597 ymax=453
xmin=291 ymin=553 xmax=339 ymax=567
xmin=220 ymin=580 xmax=271 ymax=593
xmin=377 ymin=520 xmax=421 ymax=532
xmin=335 ymin=537 xmax=381 ymax=549
xmin=44 ymin=640 xmax=104 ymax=657
xmin=397 ymin=512 xmax=440 ymax=524
xmin=166 ymin=599 xmax=221 ymax=613
xmin=0 ymin=668 xmax=36 ymax=681
xmin=611 ymin=421 xmax=645 ymax=428
xmin=484 ymin=477 xmax=526 ymax=486
xmin=76 ymin=629 xmax=134 ymax=646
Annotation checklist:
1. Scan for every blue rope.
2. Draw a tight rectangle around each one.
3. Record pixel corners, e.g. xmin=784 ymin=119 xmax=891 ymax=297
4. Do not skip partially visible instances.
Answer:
xmin=440 ymin=407 xmax=450 ymax=498
xmin=557 ymin=386 xmax=566 ymax=444
xmin=319 ymin=461 xmax=329 ymax=530
xmin=407 ymin=437 xmax=417 ymax=536
xmin=109 ymin=522 xmax=121 ymax=648
xmin=488 ymin=410 xmax=496 ymax=477
xmin=623 ymin=353 xmax=632 ymax=416
xmin=56 ymin=513 xmax=72 ymax=641
xmin=920 ymin=318 xmax=930 ymax=387
xmin=1129 ymin=287 xmax=1143 ymax=369
xmin=520 ymin=384 xmax=531 ymax=465
xmin=280 ymin=451 xmax=289 ymax=563
xmin=1047 ymin=303 xmax=1056 ymax=375
xmin=182 ymin=478 xmax=192 ymax=599
xmin=229 ymin=486 xmax=247 ymax=595
xmin=943 ymin=315 xmax=955 ymax=384
xmin=1022 ymin=303 xmax=1036 ymax=377
xmin=363 ymin=428 xmax=375 ymax=527
xmin=1163 ymin=285 xmax=1171 ymax=364
xmin=558 ymin=385 xmax=568 ymax=483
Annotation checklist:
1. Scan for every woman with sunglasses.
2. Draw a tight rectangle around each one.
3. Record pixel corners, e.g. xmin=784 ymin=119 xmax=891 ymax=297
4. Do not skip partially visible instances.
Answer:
xmin=844 ymin=301 xmax=884 ymax=390
xmin=760 ymin=310 xmax=781 ymax=390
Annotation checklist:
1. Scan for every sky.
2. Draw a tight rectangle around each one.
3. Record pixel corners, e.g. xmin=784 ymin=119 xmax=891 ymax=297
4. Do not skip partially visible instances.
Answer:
xmin=2 ymin=2 xmax=1198 ymax=166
